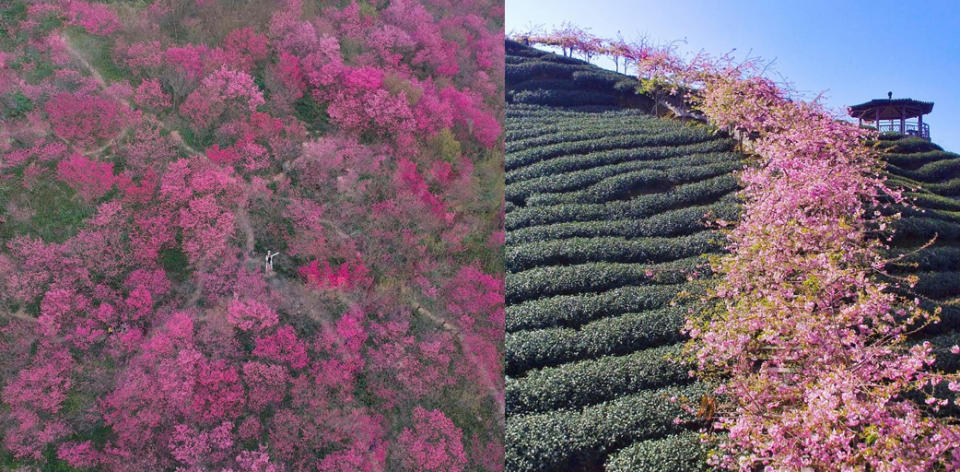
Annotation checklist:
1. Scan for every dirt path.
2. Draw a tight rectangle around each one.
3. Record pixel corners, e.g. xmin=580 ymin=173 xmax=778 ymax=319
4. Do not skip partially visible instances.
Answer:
xmin=58 ymin=33 xmax=201 ymax=157
xmin=58 ymin=32 xmax=505 ymax=419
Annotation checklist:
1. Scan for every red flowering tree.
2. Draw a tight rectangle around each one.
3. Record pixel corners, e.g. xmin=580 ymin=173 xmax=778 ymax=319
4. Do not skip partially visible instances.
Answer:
xmin=0 ymin=1 xmax=503 ymax=471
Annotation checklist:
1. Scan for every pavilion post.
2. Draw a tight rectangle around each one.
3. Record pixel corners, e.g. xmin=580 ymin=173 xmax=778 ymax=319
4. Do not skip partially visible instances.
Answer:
xmin=900 ymin=105 xmax=906 ymax=134
xmin=875 ymin=109 xmax=880 ymax=131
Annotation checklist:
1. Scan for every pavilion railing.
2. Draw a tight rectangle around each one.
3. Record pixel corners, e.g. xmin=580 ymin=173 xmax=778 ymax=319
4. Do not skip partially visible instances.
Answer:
xmin=876 ymin=122 xmax=930 ymax=140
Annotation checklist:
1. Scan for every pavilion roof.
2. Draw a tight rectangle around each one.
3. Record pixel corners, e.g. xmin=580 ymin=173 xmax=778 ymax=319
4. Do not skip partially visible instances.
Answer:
xmin=847 ymin=98 xmax=934 ymax=120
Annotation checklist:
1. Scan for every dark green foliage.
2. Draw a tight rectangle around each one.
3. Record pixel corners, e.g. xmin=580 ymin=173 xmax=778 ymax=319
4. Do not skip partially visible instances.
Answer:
xmin=506 ymin=343 xmax=689 ymax=415
xmin=523 ymin=161 xmax=741 ymax=206
xmin=293 ymin=93 xmax=330 ymax=132
xmin=889 ymin=246 xmax=960 ymax=273
xmin=507 ymin=256 xmax=711 ymax=303
xmin=913 ymin=271 xmax=960 ymax=299
xmin=503 ymin=42 xmax=734 ymax=471
xmin=178 ymin=127 xmax=215 ymax=151
xmin=506 ymin=126 xmax=716 ymax=171
xmin=876 ymin=136 xmax=942 ymax=154
xmin=507 ymin=138 xmax=734 ymax=184
xmin=506 ymin=152 xmax=739 ymax=201
xmin=888 ymin=156 xmax=960 ymax=182
xmin=505 ymin=383 xmax=709 ymax=472
xmin=508 ymin=198 xmax=739 ymax=244
xmin=506 ymin=61 xmax=582 ymax=83
xmin=507 ymin=232 xmax=720 ymax=273
xmin=904 ymin=191 xmax=960 ymax=213
xmin=506 ymin=307 xmax=687 ymax=374
xmin=892 ymin=216 xmax=960 ymax=243
xmin=509 ymin=78 xmax=580 ymax=93
xmin=159 ymin=246 xmax=191 ymax=283
xmin=512 ymin=89 xmax=618 ymax=107
xmin=2 ymin=91 xmax=34 ymax=118
xmin=507 ymin=121 xmax=663 ymax=153
xmin=506 ymin=284 xmax=683 ymax=332
xmin=572 ymin=70 xmax=627 ymax=90
xmin=604 ymin=432 xmax=712 ymax=472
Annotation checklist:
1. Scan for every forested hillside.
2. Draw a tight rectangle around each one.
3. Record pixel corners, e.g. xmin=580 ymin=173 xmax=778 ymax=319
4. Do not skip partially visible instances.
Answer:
xmin=0 ymin=1 xmax=504 ymax=470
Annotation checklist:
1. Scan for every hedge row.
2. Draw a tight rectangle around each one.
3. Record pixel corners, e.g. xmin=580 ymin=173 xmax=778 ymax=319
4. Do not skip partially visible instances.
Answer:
xmin=888 ymin=245 xmax=960 ymax=273
xmin=506 ymin=306 xmax=687 ymax=372
xmin=888 ymin=157 xmax=960 ymax=182
xmin=883 ymin=150 xmax=955 ymax=171
xmin=506 ymin=103 xmax=638 ymax=118
xmin=506 ymin=284 xmax=683 ymax=332
xmin=505 ymin=382 xmax=709 ymax=472
xmin=508 ymin=78 xmax=581 ymax=93
xmin=507 ymin=190 xmax=740 ymax=238
xmin=506 ymin=61 xmax=584 ymax=82
xmin=891 ymin=216 xmax=960 ymax=243
xmin=505 ymin=201 xmax=516 ymax=213
xmin=508 ymin=106 xmax=651 ymax=118
xmin=512 ymin=89 xmax=620 ymax=107
xmin=507 ymin=256 xmax=713 ymax=303
xmin=506 ymin=343 xmax=689 ymax=415
xmin=508 ymin=119 xmax=703 ymax=160
xmin=506 ymin=119 xmax=657 ymax=143
xmin=506 ymin=127 xmax=716 ymax=171
xmin=507 ymin=178 xmax=739 ymax=231
xmin=507 ymin=121 xmax=663 ymax=154
xmin=876 ymin=136 xmax=942 ymax=154
xmin=525 ymin=162 xmax=742 ymax=206
xmin=506 ymin=151 xmax=738 ymax=201
xmin=918 ymin=177 xmax=960 ymax=196
xmin=913 ymin=271 xmax=960 ymax=299
xmin=604 ymin=432 xmax=712 ymax=472
xmin=506 ymin=231 xmax=721 ymax=273
xmin=507 ymin=138 xmax=733 ymax=184
xmin=572 ymin=70 xmax=632 ymax=90
xmin=903 ymin=191 xmax=960 ymax=213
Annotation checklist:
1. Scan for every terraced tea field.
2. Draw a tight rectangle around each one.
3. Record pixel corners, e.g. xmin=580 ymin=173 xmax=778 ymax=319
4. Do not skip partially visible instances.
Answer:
xmin=504 ymin=39 xmax=960 ymax=472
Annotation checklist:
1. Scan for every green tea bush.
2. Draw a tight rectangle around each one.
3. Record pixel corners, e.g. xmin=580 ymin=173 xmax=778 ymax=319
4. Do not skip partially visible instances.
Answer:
xmin=506 ymin=232 xmax=720 ymax=272
xmin=522 ymin=162 xmax=741 ymax=206
xmin=506 ymin=343 xmax=688 ymax=414
xmin=604 ymin=432 xmax=711 ymax=472
xmin=506 ymin=284 xmax=682 ymax=332
xmin=506 ymin=306 xmax=688 ymax=374
xmin=506 ymin=256 xmax=711 ymax=303
xmin=507 ymin=181 xmax=739 ymax=232
xmin=513 ymin=89 xmax=619 ymax=106
xmin=506 ymin=152 xmax=738 ymax=201
xmin=507 ymin=128 xmax=715 ymax=171
xmin=507 ymin=139 xmax=734 ymax=184
xmin=505 ymin=383 xmax=708 ymax=472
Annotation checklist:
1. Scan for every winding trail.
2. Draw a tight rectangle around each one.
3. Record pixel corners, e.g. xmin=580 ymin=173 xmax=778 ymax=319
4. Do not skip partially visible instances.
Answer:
xmin=56 ymin=30 xmax=505 ymax=424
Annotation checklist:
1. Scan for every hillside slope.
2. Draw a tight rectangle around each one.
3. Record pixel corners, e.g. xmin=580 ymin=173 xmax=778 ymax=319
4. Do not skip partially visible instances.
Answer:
xmin=504 ymin=39 xmax=960 ymax=472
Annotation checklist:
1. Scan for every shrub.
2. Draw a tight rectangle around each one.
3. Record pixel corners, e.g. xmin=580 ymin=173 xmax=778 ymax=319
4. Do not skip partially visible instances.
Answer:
xmin=507 ymin=199 xmax=740 ymax=245
xmin=506 ymin=232 xmax=721 ymax=273
xmin=505 ymin=383 xmax=708 ymax=472
xmin=506 ymin=284 xmax=681 ymax=332
xmin=603 ymin=432 xmax=711 ymax=472
xmin=506 ymin=343 xmax=688 ymax=414
xmin=506 ymin=127 xmax=715 ymax=171
xmin=524 ymin=162 xmax=739 ymax=206
xmin=512 ymin=89 xmax=618 ymax=106
xmin=506 ymin=307 xmax=687 ymax=374
xmin=507 ymin=138 xmax=734 ymax=184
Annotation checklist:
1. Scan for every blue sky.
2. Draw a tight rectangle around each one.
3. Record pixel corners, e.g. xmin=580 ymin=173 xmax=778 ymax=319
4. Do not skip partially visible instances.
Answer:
xmin=506 ymin=0 xmax=960 ymax=151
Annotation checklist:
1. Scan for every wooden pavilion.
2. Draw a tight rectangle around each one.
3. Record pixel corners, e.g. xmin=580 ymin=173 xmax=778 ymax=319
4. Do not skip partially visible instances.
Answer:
xmin=848 ymin=92 xmax=933 ymax=140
